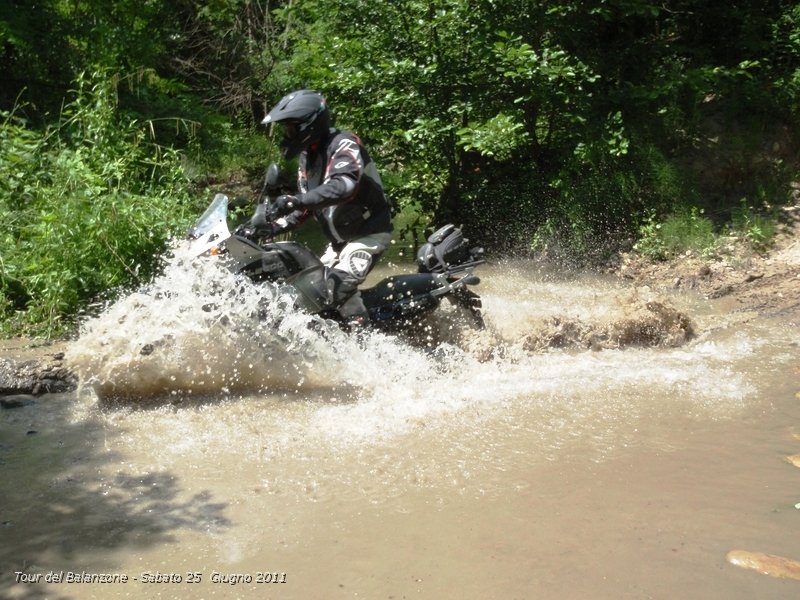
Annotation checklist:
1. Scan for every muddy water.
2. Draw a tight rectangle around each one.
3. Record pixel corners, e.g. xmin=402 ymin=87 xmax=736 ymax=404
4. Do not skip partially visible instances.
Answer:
xmin=2 ymin=257 xmax=799 ymax=600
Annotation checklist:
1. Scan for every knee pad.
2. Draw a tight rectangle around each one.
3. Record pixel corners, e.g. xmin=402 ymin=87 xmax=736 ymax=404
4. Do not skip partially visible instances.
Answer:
xmin=339 ymin=248 xmax=375 ymax=281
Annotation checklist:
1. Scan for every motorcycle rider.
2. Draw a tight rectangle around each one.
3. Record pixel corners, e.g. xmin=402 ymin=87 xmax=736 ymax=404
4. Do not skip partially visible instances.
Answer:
xmin=249 ymin=89 xmax=393 ymax=325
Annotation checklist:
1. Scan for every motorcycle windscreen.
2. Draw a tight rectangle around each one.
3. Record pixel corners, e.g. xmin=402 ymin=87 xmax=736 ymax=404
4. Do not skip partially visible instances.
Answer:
xmin=285 ymin=265 xmax=330 ymax=313
xmin=186 ymin=193 xmax=232 ymax=255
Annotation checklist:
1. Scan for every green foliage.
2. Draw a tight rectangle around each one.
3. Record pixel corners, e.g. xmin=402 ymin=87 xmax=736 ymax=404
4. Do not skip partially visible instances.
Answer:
xmin=1 ymin=0 xmax=181 ymax=113
xmin=634 ymin=208 xmax=716 ymax=260
xmin=632 ymin=212 xmax=668 ymax=260
xmin=492 ymin=28 xmax=602 ymax=151
xmin=634 ymin=199 xmax=779 ymax=262
xmin=3 ymin=0 xmax=800 ymax=333
xmin=456 ymin=112 xmax=529 ymax=161
xmin=263 ymin=0 xmax=800 ymax=256
xmin=0 ymin=72 xmax=195 ymax=336
xmin=770 ymin=4 xmax=800 ymax=108
xmin=730 ymin=201 xmax=778 ymax=252
xmin=185 ymin=114 xmax=275 ymax=183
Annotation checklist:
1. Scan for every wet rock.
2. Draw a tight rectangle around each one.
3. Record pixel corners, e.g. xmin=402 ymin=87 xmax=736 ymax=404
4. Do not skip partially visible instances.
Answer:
xmin=727 ymin=549 xmax=800 ymax=581
xmin=744 ymin=272 xmax=765 ymax=283
xmin=0 ymin=353 xmax=77 ymax=396
xmin=707 ymin=284 xmax=734 ymax=299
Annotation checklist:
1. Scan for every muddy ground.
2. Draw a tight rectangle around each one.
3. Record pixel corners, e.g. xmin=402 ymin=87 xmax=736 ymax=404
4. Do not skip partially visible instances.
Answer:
xmin=491 ymin=202 xmax=800 ymax=355
xmin=615 ymin=203 xmax=800 ymax=318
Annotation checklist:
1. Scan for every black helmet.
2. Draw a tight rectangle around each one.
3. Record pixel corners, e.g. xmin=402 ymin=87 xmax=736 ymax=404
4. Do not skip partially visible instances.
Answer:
xmin=261 ymin=90 xmax=331 ymax=159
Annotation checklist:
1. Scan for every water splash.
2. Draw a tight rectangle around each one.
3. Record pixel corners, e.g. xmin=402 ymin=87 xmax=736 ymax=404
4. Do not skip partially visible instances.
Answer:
xmin=66 ymin=244 xmax=486 ymax=404
xmin=66 ymin=245 xmax=365 ymax=401
xmin=58 ymin=251 xmax=776 ymax=511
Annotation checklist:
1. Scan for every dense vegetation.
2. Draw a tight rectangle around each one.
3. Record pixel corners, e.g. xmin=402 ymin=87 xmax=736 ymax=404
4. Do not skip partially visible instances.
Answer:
xmin=2 ymin=0 xmax=800 ymax=335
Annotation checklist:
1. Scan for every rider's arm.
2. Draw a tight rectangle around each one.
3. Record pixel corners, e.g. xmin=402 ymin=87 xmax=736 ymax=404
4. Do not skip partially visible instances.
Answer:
xmin=296 ymin=135 xmax=363 ymax=209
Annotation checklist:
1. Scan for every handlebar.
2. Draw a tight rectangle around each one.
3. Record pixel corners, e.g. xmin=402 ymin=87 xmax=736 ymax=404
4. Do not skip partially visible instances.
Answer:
xmin=233 ymin=222 xmax=277 ymax=241
xmin=233 ymin=201 xmax=285 ymax=241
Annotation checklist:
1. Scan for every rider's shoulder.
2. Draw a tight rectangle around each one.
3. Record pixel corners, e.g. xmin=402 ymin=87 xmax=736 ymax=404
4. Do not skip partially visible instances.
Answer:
xmin=326 ymin=128 xmax=362 ymax=150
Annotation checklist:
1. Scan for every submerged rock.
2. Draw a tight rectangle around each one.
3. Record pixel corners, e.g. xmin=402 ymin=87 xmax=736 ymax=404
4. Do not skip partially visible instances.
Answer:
xmin=0 ymin=394 xmax=36 ymax=409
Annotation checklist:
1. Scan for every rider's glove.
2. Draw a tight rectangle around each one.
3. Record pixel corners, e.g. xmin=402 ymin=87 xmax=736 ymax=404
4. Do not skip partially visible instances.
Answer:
xmin=272 ymin=195 xmax=298 ymax=217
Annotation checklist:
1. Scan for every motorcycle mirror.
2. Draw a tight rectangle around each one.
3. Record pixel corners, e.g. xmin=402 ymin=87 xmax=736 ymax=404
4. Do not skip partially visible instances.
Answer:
xmin=256 ymin=163 xmax=281 ymax=204
xmin=265 ymin=163 xmax=280 ymax=193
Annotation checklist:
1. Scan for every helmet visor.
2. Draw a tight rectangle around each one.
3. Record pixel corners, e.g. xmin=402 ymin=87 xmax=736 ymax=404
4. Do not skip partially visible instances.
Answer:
xmin=283 ymin=122 xmax=305 ymax=139
xmin=282 ymin=122 xmax=300 ymax=139
xmin=278 ymin=122 xmax=304 ymax=160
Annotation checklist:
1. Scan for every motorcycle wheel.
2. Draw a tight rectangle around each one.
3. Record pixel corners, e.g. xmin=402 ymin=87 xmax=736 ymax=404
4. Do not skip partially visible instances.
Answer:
xmin=401 ymin=288 xmax=484 ymax=351
xmin=448 ymin=288 xmax=485 ymax=330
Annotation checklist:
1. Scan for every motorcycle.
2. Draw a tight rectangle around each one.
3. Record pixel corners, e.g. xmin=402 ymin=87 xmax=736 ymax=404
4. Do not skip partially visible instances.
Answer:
xmin=185 ymin=165 xmax=485 ymax=335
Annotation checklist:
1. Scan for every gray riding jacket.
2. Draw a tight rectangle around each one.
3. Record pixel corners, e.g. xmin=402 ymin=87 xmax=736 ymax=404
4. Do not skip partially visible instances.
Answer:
xmin=284 ymin=129 xmax=392 ymax=244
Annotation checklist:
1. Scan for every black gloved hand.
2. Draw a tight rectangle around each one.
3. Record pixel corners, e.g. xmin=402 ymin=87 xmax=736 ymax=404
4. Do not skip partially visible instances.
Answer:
xmin=272 ymin=195 xmax=298 ymax=217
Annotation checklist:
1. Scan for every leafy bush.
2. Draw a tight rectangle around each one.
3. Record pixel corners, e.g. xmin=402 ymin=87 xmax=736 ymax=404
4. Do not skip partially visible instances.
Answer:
xmin=634 ymin=200 xmax=780 ymax=262
xmin=730 ymin=201 xmax=778 ymax=252
xmin=634 ymin=207 xmax=717 ymax=260
xmin=0 ymin=72 xmax=196 ymax=337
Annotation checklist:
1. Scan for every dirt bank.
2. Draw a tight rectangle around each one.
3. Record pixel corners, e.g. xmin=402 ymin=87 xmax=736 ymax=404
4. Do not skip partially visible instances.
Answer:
xmin=615 ymin=203 xmax=800 ymax=318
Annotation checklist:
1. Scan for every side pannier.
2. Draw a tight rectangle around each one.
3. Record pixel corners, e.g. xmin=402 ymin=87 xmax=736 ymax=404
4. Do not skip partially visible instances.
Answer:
xmin=416 ymin=224 xmax=475 ymax=273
